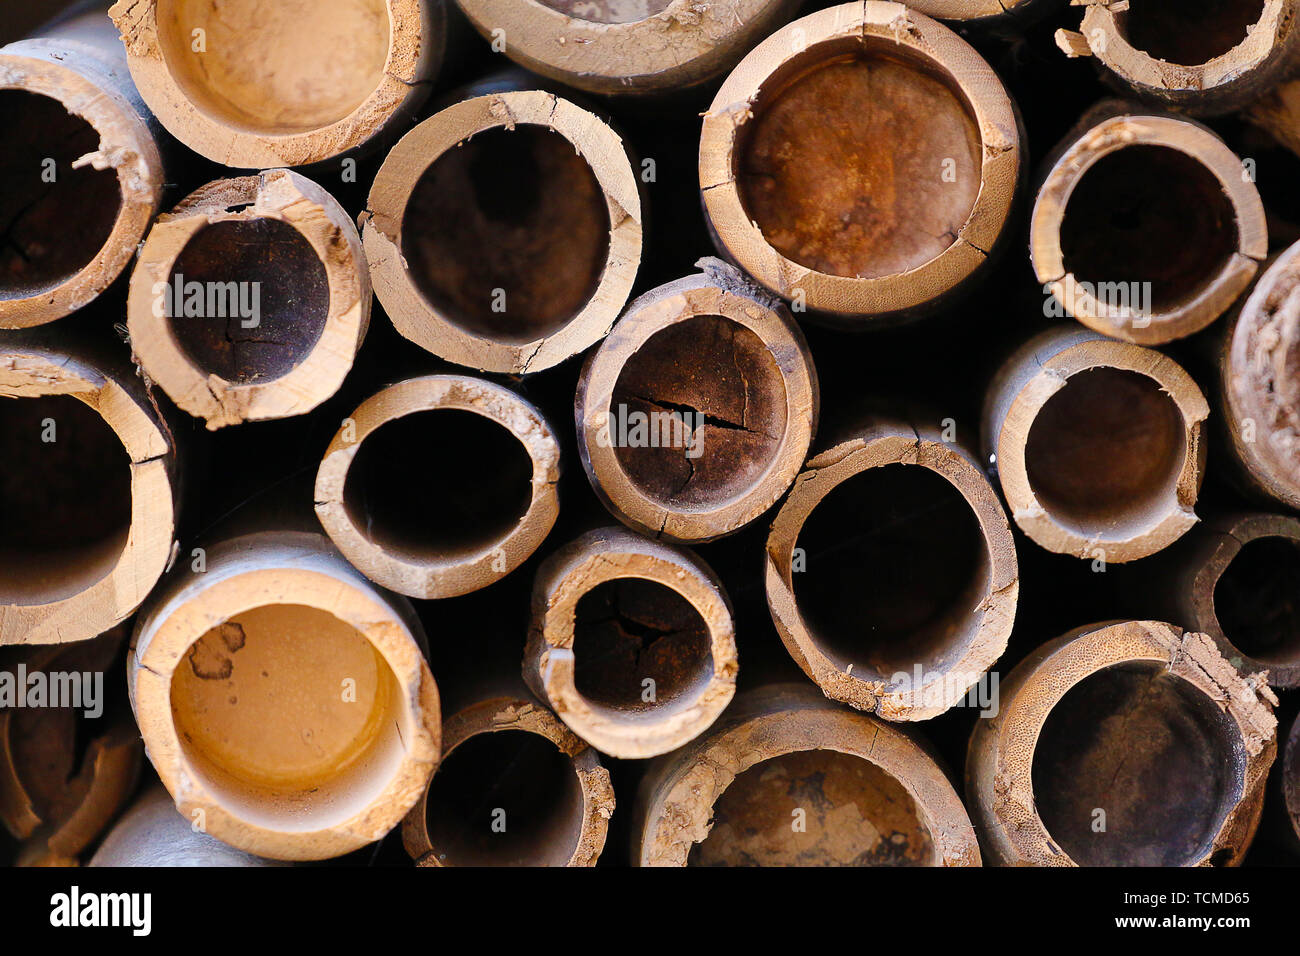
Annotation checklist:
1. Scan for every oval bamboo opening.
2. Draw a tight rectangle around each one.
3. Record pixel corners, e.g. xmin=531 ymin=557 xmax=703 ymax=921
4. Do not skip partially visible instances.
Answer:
xmin=1213 ymin=536 xmax=1300 ymax=669
xmin=1114 ymin=0 xmax=1266 ymax=66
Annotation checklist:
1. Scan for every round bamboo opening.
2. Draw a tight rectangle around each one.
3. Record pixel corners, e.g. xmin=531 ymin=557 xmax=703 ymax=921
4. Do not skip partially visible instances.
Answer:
xmin=1114 ymin=0 xmax=1267 ymax=66
xmin=1214 ymin=536 xmax=1300 ymax=667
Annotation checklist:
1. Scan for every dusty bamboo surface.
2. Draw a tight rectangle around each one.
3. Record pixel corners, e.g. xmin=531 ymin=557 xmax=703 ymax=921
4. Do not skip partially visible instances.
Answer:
xmin=362 ymin=85 xmax=641 ymax=374
xmin=108 ymin=0 xmax=443 ymax=167
xmin=402 ymin=687 xmax=613 ymax=866
xmin=128 ymin=530 xmax=441 ymax=861
xmin=0 ymin=10 xmax=164 ymax=328
xmin=0 ymin=330 xmax=178 ymax=646
xmin=89 ymin=786 xmax=286 ymax=867
xmin=1220 ymin=241 xmax=1300 ymax=511
xmin=765 ymin=414 xmax=1017 ymax=721
xmin=1031 ymin=104 xmax=1266 ymax=345
xmin=699 ymin=2 xmax=1020 ymax=324
xmin=524 ymin=526 xmax=737 ymax=758
xmin=633 ymin=683 xmax=980 ymax=866
xmin=983 ymin=325 xmax=1207 ymax=562
xmin=906 ymin=0 xmax=1059 ymax=27
xmin=967 ymin=620 xmax=1277 ymax=866
xmin=1285 ymin=713 xmax=1300 ymax=850
xmin=126 ymin=169 xmax=369 ymax=429
xmin=576 ymin=261 xmax=818 ymax=543
xmin=1056 ymin=0 xmax=1300 ymax=116
xmin=315 ymin=374 xmax=561 ymax=599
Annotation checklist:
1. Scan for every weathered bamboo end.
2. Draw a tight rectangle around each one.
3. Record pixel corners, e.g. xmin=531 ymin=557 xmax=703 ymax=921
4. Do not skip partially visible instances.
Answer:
xmin=1284 ymin=713 xmax=1300 ymax=851
xmin=907 ymin=0 xmax=1060 ymax=28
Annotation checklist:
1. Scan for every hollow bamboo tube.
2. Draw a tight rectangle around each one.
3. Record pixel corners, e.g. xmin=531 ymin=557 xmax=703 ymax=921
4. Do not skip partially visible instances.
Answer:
xmin=1031 ymin=103 xmax=1266 ymax=345
xmin=0 ymin=9 xmax=164 ymax=328
xmin=0 ymin=329 xmax=179 ymax=646
xmin=452 ymin=0 xmax=798 ymax=95
xmin=633 ymin=683 xmax=980 ymax=866
xmin=128 ymin=530 xmax=441 ymax=861
xmin=967 ymin=620 xmax=1277 ymax=867
xmin=983 ymin=325 xmax=1207 ymax=562
xmin=524 ymin=526 xmax=737 ymax=759
xmin=1220 ymin=241 xmax=1300 ymax=511
xmin=1055 ymin=0 xmax=1300 ymax=116
xmin=315 ymin=374 xmax=561 ymax=599
xmin=401 ymin=687 xmax=614 ymax=866
xmin=107 ymin=0 xmax=444 ymax=167
xmin=125 ymin=169 xmax=370 ymax=429
xmin=699 ymin=1 xmax=1020 ymax=325
xmin=89 ymin=787 xmax=286 ymax=867
xmin=575 ymin=261 xmax=818 ymax=543
xmin=362 ymin=86 xmax=642 ymax=374
xmin=1285 ymin=714 xmax=1300 ymax=851
xmin=764 ymin=414 xmax=1017 ymax=721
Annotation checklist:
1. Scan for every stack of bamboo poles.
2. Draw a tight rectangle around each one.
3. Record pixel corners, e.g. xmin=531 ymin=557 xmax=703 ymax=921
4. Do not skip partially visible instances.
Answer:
xmin=1 ymin=0 xmax=1299 ymax=869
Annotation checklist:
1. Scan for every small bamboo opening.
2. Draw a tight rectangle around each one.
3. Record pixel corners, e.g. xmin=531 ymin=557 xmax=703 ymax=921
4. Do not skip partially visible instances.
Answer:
xmin=535 ymin=0 xmax=672 ymax=23
xmin=1214 ymin=536 xmax=1300 ymax=667
xmin=687 ymin=750 xmax=935 ymax=866
xmin=1032 ymin=660 xmax=1242 ymax=866
xmin=1115 ymin=0 xmax=1267 ymax=66
xmin=424 ymin=730 xmax=584 ymax=866
xmin=1024 ymin=368 xmax=1186 ymax=539
xmin=0 ymin=395 xmax=132 ymax=605
xmin=0 ymin=91 xmax=121 ymax=300
xmin=402 ymin=125 xmax=610 ymax=343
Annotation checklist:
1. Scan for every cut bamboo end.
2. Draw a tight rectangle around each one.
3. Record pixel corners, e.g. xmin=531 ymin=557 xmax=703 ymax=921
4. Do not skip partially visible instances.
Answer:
xmin=1285 ymin=714 xmax=1300 ymax=850
xmin=967 ymin=620 xmax=1278 ymax=866
xmin=0 ymin=334 xmax=178 ymax=646
xmin=89 ymin=787 xmax=286 ymax=867
xmin=362 ymin=88 xmax=641 ymax=374
xmin=315 ymin=375 xmax=561 ymax=600
xmin=699 ymin=1 xmax=1020 ymax=324
xmin=128 ymin=530 xmax=441 ymax=862
xmin=0 ymin=17 xmax=164 ymax=328
xmin=984 ymin=326 xmax=1207 ymax=562
xmin=524 ymin=527 xmax=737 ymax=759
xmin=453 ymin=0 xmax=798 ymax=94
xmin=1068 ymin=0 xmax=1299 ymax=116
xmin=107 ymin=0 xmax=443 ymax=167
xmin=1031 ymin=108 xmax=1266 ymax=345
xmin=1221 ymin=241 xmax=1300 ymax=511
xmin=402 ymin=693 xmax=613 ymax=866
xmin=634 ymin=683 xmax=980 ymax=866
xmin=125 ymin=169 xmax=370 ymax=430
xmin=575 ymin=262 xmax=818 ymax=543
xmin=764 ymin=416 xmax=1018 ymax=721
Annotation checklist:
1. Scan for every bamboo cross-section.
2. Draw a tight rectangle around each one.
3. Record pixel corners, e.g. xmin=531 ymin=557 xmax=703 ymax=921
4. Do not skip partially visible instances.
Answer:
xmin=1285 ymin=714 xmax=1300 ymax=853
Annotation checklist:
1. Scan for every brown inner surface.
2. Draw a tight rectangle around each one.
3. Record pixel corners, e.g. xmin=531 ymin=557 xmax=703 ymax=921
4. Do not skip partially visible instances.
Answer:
xmin=156 ymin=0 xmax=390 ymax=134
xmin=535 ymin=0 xmax=672 ymax=24
xmin=167 ymin=218 xmax=330 ymax=384
xmin=1024 ymin=368 xmax=1186 ymax=539
xmin=0 ymin=395 xmax=132 ymax=606
xmin=571 ymin=577 xmax=714 ymax=712
xmin=1116 ymin=0 xmax=1267 ymax=66
xmin=424 ymin=730 xmax=584 ymax=866
xmin=1032 ymin=660 xmax=1241 ymax=866
xmin=1059 ymin=146 xmax=1238 ymax=315
xmin=737 ymin=42 xmax=981 ymax=279
xmin=170 ymin=604 xmax=399 ymax=795
xmin=610 ymin=315 xmax=786 ymax=508
xmin=403 ymin=125 xmax=610 ymax=343
xmin=0 ymin=91 xmax=121 ymax=300
xmin=1213 ymin=536 xmax=1300 ymax=667
xmin=688 ymin=750 xmax=934 ymax=866
xmin=342 ymin=409 xmax=535 ymax=561
xmin=791 ymin=464 xmax=991 ymax=682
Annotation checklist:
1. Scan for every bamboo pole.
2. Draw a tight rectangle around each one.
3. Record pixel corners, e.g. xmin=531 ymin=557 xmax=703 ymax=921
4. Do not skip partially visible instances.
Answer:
xmin=0 ymin=328 xmax=179 ymax=646
xmin=107 ymin=0 xmax=444 ymax=167
xmin=575 ymin=260 xmax=818 ymax=543
xmin=315 ymin=374 xmax=561 ymax=599
xmin=0 ymin=8 xmax=164 ymax=328
xmin=128 ymin=530 xmax=441 ymax=861
xmin=967 ymin=620 xmax=1277 ymax=866
xmin=125 ymin=169 xmax=370 ymax=429
xmin=764 ymin=414 xmax=1017 ymax=721
xmin=362 ymin=84 xmax=641 ymax=374
xmin=699 ymin=1 xmax=1020 ymax=325
xmin=983 ymin=325 xmax=1207 ymax=562
xmin=1285 ymin=713 xmax=1300 ymax=852
xmin=633 ymin=683 xmax=980 ymax=866
xmin=523 ymin=526 xmax=737 ymax=759
xmin=402 ymin=687 xmax=613 ymax=866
